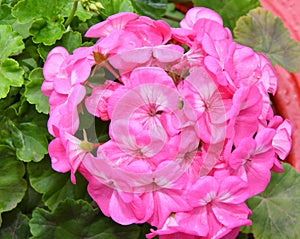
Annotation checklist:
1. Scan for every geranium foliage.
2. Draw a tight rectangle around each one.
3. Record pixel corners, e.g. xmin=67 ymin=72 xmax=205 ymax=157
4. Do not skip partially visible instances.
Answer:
xmin=0 ymin=1 xmax=300 ymax=238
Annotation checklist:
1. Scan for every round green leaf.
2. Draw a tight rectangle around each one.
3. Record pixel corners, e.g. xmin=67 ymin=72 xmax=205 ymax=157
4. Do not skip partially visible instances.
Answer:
xmin=29 ymin=19 xmax=65 ymax=45
xmin=30 ymin=199 xmax=141 ymax=239
xmin=27 ymin=159 xmax=90 ymax=210
xmin=0 ymin=25 xmax=24 ymax=61
xmin=0 ymin=147 xmax=27 ymax=218
xmin=24 ymin=68 xmax=49 ymax=114
xmin=242 ymin=163 xmax=300 ymax=239
xmin=12 ymin=0 xmax=70 ymax=23
xmin=234 ymin=7 xmax=300 ymax=73
xmin=0 ymin=58 xmax=24 ymax=99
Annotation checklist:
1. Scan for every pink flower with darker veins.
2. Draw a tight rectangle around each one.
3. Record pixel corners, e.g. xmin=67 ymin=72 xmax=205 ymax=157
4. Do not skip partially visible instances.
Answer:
xmin=42 ymin=6 xmax=293 ymax=239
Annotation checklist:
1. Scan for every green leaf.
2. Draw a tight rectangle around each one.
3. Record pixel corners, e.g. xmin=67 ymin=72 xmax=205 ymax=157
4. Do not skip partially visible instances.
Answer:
xmin=162 ymin=3 xmax=184 ymax=27
xmin=99 ymin=0 xmax=134 ymax=18
xmin=24 ymin=68 xmax=49 ymax=114
xmin=0 ymin=25 xmax=24 ymax=61
xmin=18 ymin=183 xmax=43 ymax=214
xmin=242 ymin=163 xmax=300 ymax=239
xmin=193 ymin=0 xmax=260 ymax=30
xmin=234 ymin=7 xmax=300 ymax=72
xmin=27 ymin=159 xmax=90 ymax=210
xmin=37 ymin=30 xmax=82 ymax=61
xmin=61 ymin=30 xmax=82 ymax=53
xmin=0 ymin=147 xmax=27 ymax=221
xmin=131 ymin=0 xmax=168 ymax=19
xmin=13 ymin=122 xmax=48 ymax=162
xmin=12 ymin=0 xmax=69 ymax=23
xmin=29 ymin=18 xmax=65 ymax=45
xmin=30 ymin=199 xmax=141 ymax=239
xmin=12 ymin=0 xmax=74 ymax=45
xmin=61 ymin=1 xmax=94 ymax=22
xmin=0 ymin=104 xmax=48 ymax=162
xmin=0 ymin=4 xmax=16 ymax=25
xmin=0 ymin=58 xmax=24 ymax=99
xmin=0 ymin=210 xmax=30 ymax=239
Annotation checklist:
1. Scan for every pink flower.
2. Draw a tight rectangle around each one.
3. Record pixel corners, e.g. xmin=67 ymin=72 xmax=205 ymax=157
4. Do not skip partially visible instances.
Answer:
xmin=180 ymin=7 xmax=223 ymax=30
xmin=85 ymin=12 xmax=139 ymax=38
xmin=48 ymin=137 xmax=70 ymax=172
xmin=47 ymin=84 xmax=86 ymax=138
xmin=228 ymin=128 xmax=276 ymax=196
xmin=148 ymin=176 xmax=251 ymax=238
xmin=85 ymin=80 xmax=121 ymax=120
xmin=227 ymin=85 xmax=263 ymax=145
xmin=42 ymin=47 xmax=69 ymax=97
xmin=42 ymin=7 xmax=292 ymax=238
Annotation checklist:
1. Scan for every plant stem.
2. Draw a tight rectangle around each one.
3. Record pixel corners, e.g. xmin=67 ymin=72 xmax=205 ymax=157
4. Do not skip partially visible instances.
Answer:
xmin=64 ymin=0 xmax=79 ymax=27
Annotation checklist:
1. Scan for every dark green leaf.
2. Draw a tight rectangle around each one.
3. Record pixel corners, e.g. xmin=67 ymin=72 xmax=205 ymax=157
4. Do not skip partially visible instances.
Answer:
xmin=0 ymin=58 xmax=24 ymax=99
xmin=13 ymin=122 xmax=48 ymax=162
xmin=162 ymin=3 xmax=185 ymax=27
xmin=0 ymin=147 xmax=27 ymax=221
xmin=131 ymin=0 xmax=168 ymax=19
xmin=29 ymin=18 xmax=65 ymax=45
xmin=61 ymin=30 xmax=82 ymax=53
xmin=0 ymin=210 xmax=30 ymax=239
xmin=18 ymin=183 xmax=42 ymax=214
xmin=234 ymin=7 xmax=300 ymax=72
xmin=99 ymin=0 xmax=134 ymax=18
xmin=24 ymin=68 xmax=49 ymax=114
xmin=242 ymin=163 xmax=300 ymax=239
xmin=27 ymin=159 xmax=90 ymax=210
xmin=0 ymin=24 xmax=24 ymax=61
xmin=0 ymin=104 xmax=48 ymax=162
xmin=30 ymin=199 xmax=141 ymax=239
xmin=37 ymin=30 xmax=82 ymax=61
xmin=193 ymin=0 xmax=260 ymax=30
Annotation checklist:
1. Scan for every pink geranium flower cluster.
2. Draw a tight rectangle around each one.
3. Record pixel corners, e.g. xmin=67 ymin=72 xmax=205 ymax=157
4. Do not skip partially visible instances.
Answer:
xmin=42 ymin=7 xmax=292 ymax=239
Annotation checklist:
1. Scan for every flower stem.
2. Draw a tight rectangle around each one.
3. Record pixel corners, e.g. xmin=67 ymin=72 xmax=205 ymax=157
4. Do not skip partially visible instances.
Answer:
xmin=64 ymin=0 xmax=79 ymax=27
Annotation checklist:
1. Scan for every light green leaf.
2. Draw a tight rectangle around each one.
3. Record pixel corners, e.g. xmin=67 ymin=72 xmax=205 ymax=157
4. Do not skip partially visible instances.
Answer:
xmin=234 ymin=7 xmax=300 ymax=72
xmin=193 ymin=0 xmax=260 ymax=30
xmin=0 ymin=210 xmax=30 ymax=239
xmin=0 ymin=25 xmax=24 ymax=61
xmin=0 ymin=147 xmax=27 ymax=221
xmin=29 ymin=18 xmax=65 ymax=45
xmin=99 ymin=0 xmax=134 ymax=18
xmin=0 ymin=58 xmax=24 ymax=99
xmin=30 ymin=199 xmax=141 ymax=239
xmin=130 ymin=0 xmax=168 ymax=19
xmin=12 ymin=20 xmax=32 ymax=39
xmin=0 ymin=4 xmax=16 ymax=25
xmin=24 ymin=68 xmax=49 ymax=114
xmin=12 ymin=0 xmax=69 ymax=23
xmin=241 ymin=163 xmax=300 ymax=239
xmin=27 ymin=159 xmax=90 ymax=210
